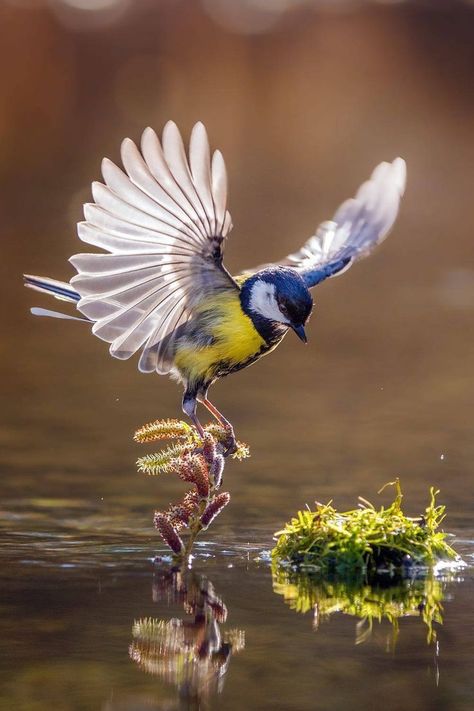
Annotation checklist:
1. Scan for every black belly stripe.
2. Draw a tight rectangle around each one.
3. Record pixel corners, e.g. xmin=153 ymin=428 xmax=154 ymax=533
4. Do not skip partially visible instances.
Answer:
xmin=214 ymin=338 xmax=283 ymax=379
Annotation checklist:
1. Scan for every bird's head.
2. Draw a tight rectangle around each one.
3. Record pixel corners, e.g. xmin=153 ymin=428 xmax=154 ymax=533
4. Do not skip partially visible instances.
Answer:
xmin=241 ymin=267 xmax=313 ymax=343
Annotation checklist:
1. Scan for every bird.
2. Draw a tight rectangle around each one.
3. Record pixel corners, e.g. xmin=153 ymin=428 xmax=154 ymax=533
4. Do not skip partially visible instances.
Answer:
xmin=24 ymin=121 xmax=406 ymax=454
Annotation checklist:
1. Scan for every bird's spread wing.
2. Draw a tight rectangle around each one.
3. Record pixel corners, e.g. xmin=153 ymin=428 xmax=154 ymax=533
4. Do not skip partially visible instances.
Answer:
xmin=70 ymin=121 xmax=237 ymax=374
xmin=242 ymin=158 xmax=406 ymax=288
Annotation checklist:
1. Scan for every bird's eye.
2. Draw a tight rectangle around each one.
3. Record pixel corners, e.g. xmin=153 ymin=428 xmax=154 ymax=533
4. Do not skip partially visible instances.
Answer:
xmin=278 ymin=302 xmax=288 ymax=316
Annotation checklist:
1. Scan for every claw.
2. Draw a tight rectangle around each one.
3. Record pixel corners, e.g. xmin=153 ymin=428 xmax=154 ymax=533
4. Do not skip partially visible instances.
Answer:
xmin=224 ymin=441 xmax=238 ymax=457
xmin=196 ymin=394 xmax=237 ymax=456
xmin=222 ymin=426 xmax=237 ymax=458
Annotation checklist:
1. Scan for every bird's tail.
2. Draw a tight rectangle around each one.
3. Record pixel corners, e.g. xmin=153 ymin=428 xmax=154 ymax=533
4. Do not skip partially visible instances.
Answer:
xmin=23 ymin=274 xmax=89 ymax=322
xmin=23 ymin=274 xmax=80 ymax=302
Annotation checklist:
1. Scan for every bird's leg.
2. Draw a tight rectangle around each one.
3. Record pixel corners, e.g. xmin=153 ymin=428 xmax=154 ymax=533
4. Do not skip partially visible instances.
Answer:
xmin=198 ymin=395 xmax=237 ymax=457
xmin=182 ymin=393 xmax=205 ymax=440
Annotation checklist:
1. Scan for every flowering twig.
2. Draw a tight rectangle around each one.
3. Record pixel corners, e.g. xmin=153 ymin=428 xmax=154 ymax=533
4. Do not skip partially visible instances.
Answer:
xmin=135 ymin=419 xmax=250 ymax=561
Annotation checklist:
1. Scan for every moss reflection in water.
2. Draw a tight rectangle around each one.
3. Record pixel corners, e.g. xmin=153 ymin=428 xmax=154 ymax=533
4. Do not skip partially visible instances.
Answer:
xmin=272 ymin=567 xmax=457 ymax=646
xmin=129 ymin=568 xmax=245 ymax=704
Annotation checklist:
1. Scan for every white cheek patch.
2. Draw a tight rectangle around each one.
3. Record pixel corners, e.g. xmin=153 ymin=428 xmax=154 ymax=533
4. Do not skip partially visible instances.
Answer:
xmin=249 ymin=281 xmax=289 ymax=323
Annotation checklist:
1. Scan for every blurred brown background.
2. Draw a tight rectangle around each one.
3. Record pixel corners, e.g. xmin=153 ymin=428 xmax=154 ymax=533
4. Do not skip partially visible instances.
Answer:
xmin=1 ymin=0 xmax=474 ymax=518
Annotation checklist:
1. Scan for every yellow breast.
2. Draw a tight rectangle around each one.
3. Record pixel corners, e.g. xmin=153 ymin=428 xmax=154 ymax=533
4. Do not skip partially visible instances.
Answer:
xmin=173 ymin=291 xmax=268 ymax=386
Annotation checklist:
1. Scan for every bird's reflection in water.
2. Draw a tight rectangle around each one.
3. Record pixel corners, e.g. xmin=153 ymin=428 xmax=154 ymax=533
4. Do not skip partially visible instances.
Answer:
xmin=129 ymin=568 xmax=245 ymax=707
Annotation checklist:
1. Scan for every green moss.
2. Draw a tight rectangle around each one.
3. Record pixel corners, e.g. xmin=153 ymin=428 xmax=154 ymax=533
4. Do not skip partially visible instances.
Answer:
xmin=272 ymin=480 xmax=459 ymax=578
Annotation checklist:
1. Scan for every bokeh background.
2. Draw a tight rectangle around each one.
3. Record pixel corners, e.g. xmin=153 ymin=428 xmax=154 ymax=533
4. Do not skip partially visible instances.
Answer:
xmin=2 ymin=3 xmax=474 ymax=710
xmin=2 ymin=0 xmax=474 ymax=519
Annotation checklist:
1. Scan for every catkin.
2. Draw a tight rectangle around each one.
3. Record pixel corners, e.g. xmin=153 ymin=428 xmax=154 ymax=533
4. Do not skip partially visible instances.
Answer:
xmin=153 ymin=513 xmax=184 ymax=554
xmin=210 ymin=454 xmax=225 ymax=488
xmin=201 ymin=492 xmax=230 ymax=528
xmin=178 ymin=455 xmax=210 ymax=498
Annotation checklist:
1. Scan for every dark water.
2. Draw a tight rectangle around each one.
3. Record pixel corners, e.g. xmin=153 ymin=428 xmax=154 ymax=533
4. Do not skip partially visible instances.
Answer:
xmin=1 ymin=501 xmax=473 ymax=711
xmin=2 ymin=1 xmax=474 ymax=709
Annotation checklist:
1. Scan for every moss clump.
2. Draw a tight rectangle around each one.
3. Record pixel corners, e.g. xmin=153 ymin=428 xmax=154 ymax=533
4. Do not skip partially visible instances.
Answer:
xmin=272 ymin=480 xmax=459 ymax=578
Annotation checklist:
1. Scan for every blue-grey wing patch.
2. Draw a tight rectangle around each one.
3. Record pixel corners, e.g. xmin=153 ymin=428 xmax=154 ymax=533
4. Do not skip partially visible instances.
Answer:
xmin=69 ymin=121 xmax=237 ymax=375
xmin=242 ymin=158 xmax=406 ymax=288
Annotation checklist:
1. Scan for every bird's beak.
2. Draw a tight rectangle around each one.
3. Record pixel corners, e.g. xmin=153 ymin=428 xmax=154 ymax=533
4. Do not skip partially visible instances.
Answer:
xmin=292 ymin=324 xmax=307 ymax=343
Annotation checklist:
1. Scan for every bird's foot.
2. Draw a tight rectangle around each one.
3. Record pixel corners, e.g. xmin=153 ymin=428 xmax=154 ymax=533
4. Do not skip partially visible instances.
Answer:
xmin=222 ymin=425 xmax=238 ymax=458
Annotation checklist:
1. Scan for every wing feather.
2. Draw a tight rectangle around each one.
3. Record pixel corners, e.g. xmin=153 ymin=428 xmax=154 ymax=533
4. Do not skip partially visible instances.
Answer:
xmin=211 ymin=150 xmax=228 ymax=234
xmin=189 ymin=122 xmax=216 ymax=235
xmin=82 ymin=203 xmax=202 ymax=252
xmin=70 ymin=122 xmax=236 ymax=374
xmin=140 ymin=127 xmax=209 ymax=240
xmin=120 ymin=138 xmax=205 ymax=245
xmin=98 ymin=277 xmax=196 ymax=357
xmin=100 ymin=159 xmax=203 ymax=246
xmin=77 ymin=221 xmax=196 ymax=256
xmin=162 ymin=121 xmax=212 ymax=238
xmin=242 ymin=158 xmax=406 ymax=288
xmin=90 ymin=182 xmax=198 ymax=241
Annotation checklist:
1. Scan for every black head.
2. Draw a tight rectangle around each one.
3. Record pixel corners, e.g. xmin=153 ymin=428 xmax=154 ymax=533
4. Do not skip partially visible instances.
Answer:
xmin=240 ymin=267 xmax=313 ymax=343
